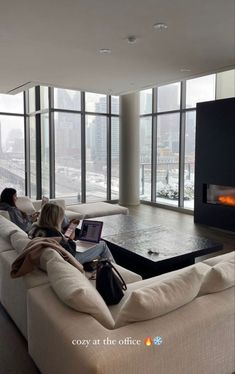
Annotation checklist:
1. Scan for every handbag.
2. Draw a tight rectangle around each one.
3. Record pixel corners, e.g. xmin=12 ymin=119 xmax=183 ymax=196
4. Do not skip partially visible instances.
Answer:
xmin=83 ymin=259 xmax=99 ymax=272
xmin=96 ymin=259 xmax=127 ymax=305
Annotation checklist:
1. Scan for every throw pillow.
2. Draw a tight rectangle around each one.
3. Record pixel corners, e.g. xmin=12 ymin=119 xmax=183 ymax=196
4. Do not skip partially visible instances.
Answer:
xmin=10 ymin=231 xmax=31 ymax=254
xmin=47 ymin=256 xmax=115 ymax=329
xmin=15 ymin=196 xmax=36 ymax=215
xmin=199 ymin=259 xmax=235 ymax=295
xmin=0 ymin=216 xmax=23 ymax=240
xmin=114 ymin=262 xmax=210 ymax=328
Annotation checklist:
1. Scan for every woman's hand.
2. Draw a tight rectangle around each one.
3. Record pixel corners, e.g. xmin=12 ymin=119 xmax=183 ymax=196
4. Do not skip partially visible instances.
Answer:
xmin=70 ymin=219 xmax=80 ymax=225
xmin=30 ymin=212 xmax=40 ymax=222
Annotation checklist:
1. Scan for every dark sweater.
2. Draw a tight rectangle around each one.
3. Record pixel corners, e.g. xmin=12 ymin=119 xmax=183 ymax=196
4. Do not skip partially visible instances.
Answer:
xmin=28 ymin=225 xmax=76 ymax=257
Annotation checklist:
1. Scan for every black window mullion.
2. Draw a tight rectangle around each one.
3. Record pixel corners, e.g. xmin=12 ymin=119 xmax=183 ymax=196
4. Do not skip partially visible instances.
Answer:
xmin=35 ymin=86 xmax=42 ymax=199
xmin=49 ymin=87 xmax=55 ymax=198
xmin=107 ymin=96 xmax=111 ymax=201
xmin=179 ymin=81 xmax=186 ymax=207
xmin=81 ymin=92 xmax=86 ymax=203
xmin=23 ymin=91 xmax=30 ymax=196
xmin=151 ymin=88 xmax=157 ymax=202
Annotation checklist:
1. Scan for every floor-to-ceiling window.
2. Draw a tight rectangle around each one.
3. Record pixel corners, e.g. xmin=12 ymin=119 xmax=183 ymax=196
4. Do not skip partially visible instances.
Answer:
xmin=53 ymin=88 xmax=82 ymax=203
xmin=0 ymin=69 xmax=233 ymax=207
xmin=140 ymin=73 xmax=218 ymax=210
xmin=0 ymin=92 xmax=25 ymax=195
xmin=24 ymin=87 xmax=120 ymax=203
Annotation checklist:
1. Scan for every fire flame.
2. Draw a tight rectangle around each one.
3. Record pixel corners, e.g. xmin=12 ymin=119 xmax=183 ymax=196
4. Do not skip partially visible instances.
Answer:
xmin=144 ymin=337 xmax=153 ymax=346
xmin=218 ymin=195 xmax=235 ymax=206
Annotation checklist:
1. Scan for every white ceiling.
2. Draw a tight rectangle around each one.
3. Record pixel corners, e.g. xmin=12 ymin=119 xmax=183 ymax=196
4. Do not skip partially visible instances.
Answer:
xmin=0 ymin=0 xmax=234 ymax=95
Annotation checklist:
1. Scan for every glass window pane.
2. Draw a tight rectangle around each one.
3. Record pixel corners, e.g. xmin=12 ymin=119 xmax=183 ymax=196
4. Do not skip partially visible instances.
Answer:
xmin=41 ymin=114 xmax=50 ymax=196
xmin=40 ymin=86 xmax=49 ymax=110
xmin=140 ymin=117 xmax=152 ymax=201
xmin=184 ymin=111 xmax=196 ymax=209
xmin=140 ymin=89 xmax=152 ymax=114
xmin=29 ymin=117 xmax=36 ymax=199
xmin=111 ymin=117 xmax=119 ymax=199
xmin=86 ymin=93 xmax=107 ymax=113
xmin=156 ymin=113 xmax=180 ymax=206
xmin=54 ymin=112 xmax=81 ymax=203
xmin=54 ymin=88 xmax=81 ymax=111
xmin=86 ymin=115 xmax=107 ymax=202
xmin=0 ymin=115 xmax=25 ymax=195
xmin=186 ymin=74 xmax=215 ymax=108
xmin=157 ymin=82 xmax=181 ymax=112
xmin=0 ymin=92 xmax=24 ymax=114
xmin=111 ymin=96 xmax=120 ymax=115
xmin=28 ymin=88 xmax=36 ymax=113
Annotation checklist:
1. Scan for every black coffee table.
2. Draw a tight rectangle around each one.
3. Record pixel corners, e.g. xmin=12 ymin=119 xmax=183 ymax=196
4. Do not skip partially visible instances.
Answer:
xmin=98 ymin=214 xmax=223 ymax=278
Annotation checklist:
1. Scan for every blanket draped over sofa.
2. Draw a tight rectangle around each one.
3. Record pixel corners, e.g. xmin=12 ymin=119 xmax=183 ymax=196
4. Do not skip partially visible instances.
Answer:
xmin=10 ymin=237 xmax=84 ymax=278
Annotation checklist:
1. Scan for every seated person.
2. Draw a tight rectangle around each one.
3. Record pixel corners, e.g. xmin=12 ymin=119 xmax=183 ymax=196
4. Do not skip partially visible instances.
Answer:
xmin=0 ymin=188 xmax=38 ymax=232
xmin=28 ymin=202 xmax=115 ymax=265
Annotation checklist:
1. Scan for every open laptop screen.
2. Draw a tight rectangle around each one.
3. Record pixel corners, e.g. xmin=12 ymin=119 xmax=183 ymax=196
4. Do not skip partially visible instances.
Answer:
xmin=79 ymin=220 xmax=103 ymax=243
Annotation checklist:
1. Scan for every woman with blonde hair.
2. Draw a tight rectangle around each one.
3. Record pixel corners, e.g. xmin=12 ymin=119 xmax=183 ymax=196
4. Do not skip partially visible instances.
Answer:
xmin=28 ymin=202 xmax=115 ymax=264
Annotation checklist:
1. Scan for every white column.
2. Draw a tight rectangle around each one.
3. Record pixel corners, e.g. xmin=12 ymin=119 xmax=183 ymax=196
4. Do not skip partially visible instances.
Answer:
xmin=119 ymin=92 xmax=140 ymax=206
xmin=216 ymin=69 xmax=235 ymax=99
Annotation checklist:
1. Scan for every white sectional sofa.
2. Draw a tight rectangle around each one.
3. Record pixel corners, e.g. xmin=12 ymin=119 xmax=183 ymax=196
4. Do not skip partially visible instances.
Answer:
xmin=0 ymin=197 xmax=129 ymax=222
xmin=32 ymin=199 xmax=129 ymax=220
xmin=0 ymin=215 xmax=234 ymax=374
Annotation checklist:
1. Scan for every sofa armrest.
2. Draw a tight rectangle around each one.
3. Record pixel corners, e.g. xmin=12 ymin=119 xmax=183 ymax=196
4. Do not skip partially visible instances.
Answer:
xmin=0 ymin=210 xmax=10 ymax=221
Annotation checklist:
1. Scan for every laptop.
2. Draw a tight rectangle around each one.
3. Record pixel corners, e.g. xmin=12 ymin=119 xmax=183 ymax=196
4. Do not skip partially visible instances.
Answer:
xmin=76 ymin=220 xmax=103 ymax=252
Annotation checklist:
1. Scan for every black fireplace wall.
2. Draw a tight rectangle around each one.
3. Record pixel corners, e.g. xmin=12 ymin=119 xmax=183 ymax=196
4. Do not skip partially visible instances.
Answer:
xmin=194 ymin=97 xmax=235 ymax=232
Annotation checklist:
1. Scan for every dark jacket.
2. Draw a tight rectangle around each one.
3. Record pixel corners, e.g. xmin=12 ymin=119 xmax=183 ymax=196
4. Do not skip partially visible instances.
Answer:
xmin=28 ymin=225 xmax=76 ymax=257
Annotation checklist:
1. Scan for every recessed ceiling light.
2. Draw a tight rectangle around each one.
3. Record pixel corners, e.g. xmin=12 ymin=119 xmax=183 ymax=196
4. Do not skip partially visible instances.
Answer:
xmin=153 ymin=22 xmax=168 ymax=31
xmin=99 ymin=48 xmax=111 ymax=54
xmin=127 ymin=36 xmax=137 ymax=44
xmin=180 ymin=68 xmax=191 ymax=72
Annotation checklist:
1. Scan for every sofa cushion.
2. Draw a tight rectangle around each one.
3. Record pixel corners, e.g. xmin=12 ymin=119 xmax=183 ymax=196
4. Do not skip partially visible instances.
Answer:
xmin=199 ymin=258 xmax=235 ymax=295
xmin=47 ymin=256 xmax=114 ymax=329
xmin=10 ymin=231 xmax=31 ymax=254
xmin=64 ymin=209 xmax=83 ymax=221
xmin=39 ymin=247 xmax=65 ymax=272
xmin=16 ymin=196 xmax=36 ymax=215
xmin=0 ymin=210 xmax=10 ymax=220
xmin=66 ymin=202 xmax=129 ymax=218
xmin=0 ymin=236 xmax=14 ymax=253
xmin=203 ymin=251 xmax=235 ymax=266
xmin=0 ymin=216 xmax=23 ymax=240
xmin=114 ymin=262 xmax=210 ymax=328
xmin=32 ymin=198 xmax=66 ymax=212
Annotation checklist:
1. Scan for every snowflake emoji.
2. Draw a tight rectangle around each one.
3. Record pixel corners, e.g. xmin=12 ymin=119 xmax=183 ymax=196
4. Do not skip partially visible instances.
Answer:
xmin=153 ymin=336 xmax=163 ymax=346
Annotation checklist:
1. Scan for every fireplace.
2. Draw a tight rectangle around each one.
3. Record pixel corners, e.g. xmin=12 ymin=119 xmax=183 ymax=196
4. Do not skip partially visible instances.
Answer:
xmin=194 ymin=97 xmax=235 ymax=232
xmin=205 ymin=184 xmax=235 ymax=207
